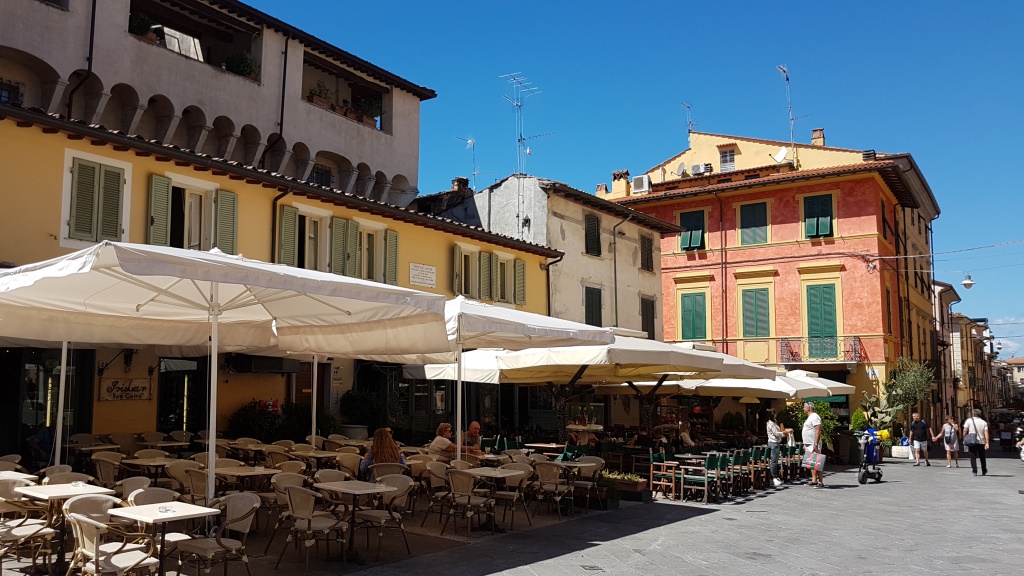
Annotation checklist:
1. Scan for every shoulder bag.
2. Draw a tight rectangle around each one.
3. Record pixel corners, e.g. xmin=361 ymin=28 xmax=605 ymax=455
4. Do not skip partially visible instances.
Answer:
xmin=963 ymin=418 xmax=979 ymax=446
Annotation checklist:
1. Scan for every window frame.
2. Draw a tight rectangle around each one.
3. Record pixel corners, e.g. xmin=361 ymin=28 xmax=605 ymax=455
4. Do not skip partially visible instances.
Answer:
xmin=289 ymin=201 xmax=331 ymax=272
xmin=454 ymin=242 xmax=480 ymax=298
xmin=740 ymin=287 xmax=770 ymax=338
xmin=307 ymin=163 xmax=334 ymax=187
xmin=737 ymin=200 xmax=769 ymax=246
xmin=720 ymin=148 xmax=736 ymax=173
xmin=801 ymin=193 xmax=835 ymax=239
xmin=61 ymin=150 xmax=133 ymax=250
xmin=584 ymin=213 xmax=602 ymax=257
xmin=678 ymin=291 xmax=708 ymax=341
xmin=353 ymin=217 xmax=388 ymax=283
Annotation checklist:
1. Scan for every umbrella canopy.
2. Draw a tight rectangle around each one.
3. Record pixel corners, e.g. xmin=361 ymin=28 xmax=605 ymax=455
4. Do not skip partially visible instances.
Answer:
xmin=785 ymin=370 xmax=857 ymax=396
xmin=595 ymin=374 xmax=838 ymax=400
xmin=0 ymin=241 xmax=449 ymax=495
xmin=669 ymin=342 xmax=778 ymax=380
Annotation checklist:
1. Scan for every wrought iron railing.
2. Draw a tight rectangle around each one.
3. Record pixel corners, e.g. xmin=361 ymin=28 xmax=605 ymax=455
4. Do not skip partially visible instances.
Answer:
xmin=779 ymin=336 xmax=863 ymax=364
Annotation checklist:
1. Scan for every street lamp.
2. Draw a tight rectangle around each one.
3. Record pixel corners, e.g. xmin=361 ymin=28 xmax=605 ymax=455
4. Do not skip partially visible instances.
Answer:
xmin=961 ymin=273 xmax=975 ymax=290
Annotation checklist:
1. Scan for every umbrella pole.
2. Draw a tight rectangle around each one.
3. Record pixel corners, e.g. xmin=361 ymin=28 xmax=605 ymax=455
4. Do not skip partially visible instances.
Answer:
xmin=207 ymin=283 xmax=220 ymax=502
xmin=456 ymin=326 xmax=463 ymax=461
xmin=311 ymin=354 xmax=318 ymax=445
xmin=54 ymin=340 xmax=69 ymax=466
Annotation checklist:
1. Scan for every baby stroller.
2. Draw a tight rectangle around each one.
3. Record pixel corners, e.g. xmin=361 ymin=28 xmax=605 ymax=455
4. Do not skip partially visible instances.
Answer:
xmin=854 ymin=429 xmax=883 ymax=484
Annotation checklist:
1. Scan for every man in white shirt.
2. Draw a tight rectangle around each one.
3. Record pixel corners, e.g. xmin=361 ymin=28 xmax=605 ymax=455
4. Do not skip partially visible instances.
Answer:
xmin=802 ymin=402 xmax=824 ymax=488
xmin=962 ymin=409 xmax=990 ymax=476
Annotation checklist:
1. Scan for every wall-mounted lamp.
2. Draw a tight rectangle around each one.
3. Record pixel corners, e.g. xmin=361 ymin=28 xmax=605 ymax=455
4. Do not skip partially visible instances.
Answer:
xmin=97 ymin=348 xmax=139 ymax=377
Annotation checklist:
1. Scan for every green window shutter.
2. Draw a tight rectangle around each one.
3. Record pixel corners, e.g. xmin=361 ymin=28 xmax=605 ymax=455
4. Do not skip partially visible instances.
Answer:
xmin=692 ymin=293 xmax=706 ymax=339
xmin=491 ymin=254 xmax=500 ymax=300
xmin=805 ymin=195 xmax=833 ymax=238
xmin=344 ymin=219 xmax=360 ymax=277
xmin=755 ymin=288 xmax=769 ymax=337
xmin=214 ymin=190 xmax=238 ymax=254
xmin=329 ymin=217 xmax=349 ymax=275
xmin=147 ymin=174 xmax=172 ymax=246
xmin=740 ymin=203 xmax=767 ymax=245
xmin=384 ymin=229 xmax=399 ymax=285
xmin=804 ymin=196 xmax=818 ymax=237
xmin=513 ymin=259 xmax=526 ymax=305
xmin=680 ymin=293 xmax=707 ymax=340
xmin=69 ymin=158 xmax=99 ymax=241
xmin=741 ymin=288 xmax=770 ymax=338
xmin=679 ymin=211 xmax=704 ymax=250
xmin=817 ymin=196 xmax=832 ymax=236
xmin=584 ymin=214 xmax=601 ymax=256
xmin=479 ymin=252 xmax=492 ymax=300
xmin=453 ymin=245 xmax=463 ymax=294
xmin=807 ymin=284 xmax=837 ymax=357
xmin=96 ymin=165 xmax=124 ymax=241
xmin=584 ymin=286 xmax=602 ymax=327
xmin=278 ymin=206 xmax=298 ymax=266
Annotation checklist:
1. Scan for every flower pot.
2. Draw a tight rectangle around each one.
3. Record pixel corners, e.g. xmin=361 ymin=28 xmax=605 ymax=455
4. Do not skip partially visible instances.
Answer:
xmin=613 ymin=479 xmax=646 ymax=493
xmin=308 ymin=95 xmax=331 ymax=109
xmin=362 ymin=115 xmax=377 ymax=128
xmin=345 ymin=108 xmax=359 ymax=121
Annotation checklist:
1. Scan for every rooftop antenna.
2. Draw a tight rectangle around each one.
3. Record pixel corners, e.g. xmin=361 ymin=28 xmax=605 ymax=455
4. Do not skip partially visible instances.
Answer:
xmin=500 ymin=72 xmax=541 ymax=239
xmin=777 ymin=65 xmax=799 ymax=168
xmin=454 ymin=136 xmax=478 ymax=191
xmin=681 ymin=103 xmax=694 ymax=132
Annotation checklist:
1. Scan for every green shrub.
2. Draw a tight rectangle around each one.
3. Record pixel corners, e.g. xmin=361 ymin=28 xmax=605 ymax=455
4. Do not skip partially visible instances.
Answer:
xmin=225 ymin=52 xmax=261 ymax=78
xmin=779 ymin=401 xmax=840 ymax=447
xmin=226 ymin=400 xmax=279 ymax=441
xmin=338 ymin=389 xmax=386 ymax=433
xmin=850 ymin=408 xmax=869 ymax=431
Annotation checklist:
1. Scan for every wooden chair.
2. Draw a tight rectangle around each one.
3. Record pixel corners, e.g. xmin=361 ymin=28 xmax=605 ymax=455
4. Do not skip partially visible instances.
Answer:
xmin=648 ymin=449 xmax=677 ymax=501
xmin=678 ymin=453 xmax=717 ymax=504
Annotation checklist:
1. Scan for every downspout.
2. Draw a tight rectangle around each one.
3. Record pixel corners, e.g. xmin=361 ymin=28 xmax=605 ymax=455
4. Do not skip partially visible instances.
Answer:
xmin=612 ymin=215 xmax=632 ymax=327
xmin=893 ymin=203 xmax=905 ymax=356
xmin=66 ymin=0 xmax=98 ymax=118
xmin=715 ymin=192 xmax=727 ymax=351
xmin=541 ymin=254 xmax=564 ymax=317
xmin=270 ymin=188 xmax=293 ymax=261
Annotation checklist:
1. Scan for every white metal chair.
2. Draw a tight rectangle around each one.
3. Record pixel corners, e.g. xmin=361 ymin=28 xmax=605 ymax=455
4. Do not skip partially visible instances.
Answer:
xmin=64 ymin=512 xmax=157 ymax=576
xmin=176 ymin=492 xmax=261 ymax=576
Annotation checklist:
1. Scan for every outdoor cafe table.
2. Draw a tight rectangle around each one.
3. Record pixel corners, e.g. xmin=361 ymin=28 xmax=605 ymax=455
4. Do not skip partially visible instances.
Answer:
xmin=15 ymin=483 xmax=116 ymax=572
xmin=67 ymin=442 xmax=122 ymax=453
xmin=109 ymin=501 xmax=220 ymax=576
xmin=313 ymin=480 xmax=397 ymax=558
xmin=477 ymin=454 xmax=511 ymax=467
xmin=138 ymin=440 xmax=191 ymax=451
xmin=293 ymin=449 xmax=341 ymax=470
xmin=121 ymin=457 xmax=180 ymax=481
xmin=0 ymin=470 xmax=37 ymax=481
xmin=524 ymin=443 xmax=562 ymax=452
xmin=214 ymin=465 xmax=278 ymax=491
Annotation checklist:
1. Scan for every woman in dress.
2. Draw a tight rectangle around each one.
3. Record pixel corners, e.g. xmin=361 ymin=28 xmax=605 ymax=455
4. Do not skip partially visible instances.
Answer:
xmin=932 ymin=415 xmax=959 ymax=468
xmin=359 ymin=427 xmax=406 ymax=481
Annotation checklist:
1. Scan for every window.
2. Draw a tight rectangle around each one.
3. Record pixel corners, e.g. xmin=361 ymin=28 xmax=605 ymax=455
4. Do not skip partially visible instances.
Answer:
xmin=720 ymin=149 xmax=736 ymax=173
xmin=453 ymin=245 xmax=478 ymax=297
xmin=640 ymin=235 xmax=654 ymax=272
xmin=584 ymin=286 xmax=602 ymax=327
xmin=739 ymin=202 xmax=768 ymax=246
xmin=69 ymin=158 xmax=124 ymax=243
xmin=741 ymin=288 xmax=769 ymax=338
xmin=881 ymin=199 xmax=888 ymax=240
xmin=297 ymin=214 xmax=319 ymax=270
xmin=490 ymin=255 xmax=514 ymax=303
xmin=0 ymin=80 xmax=23 ymax=105
xmin=497 ymin=258 xmax=509 ymax=301
xmin=640 ymin=297 xmax=656 ymax=340
xmin=584 ymin=214 xmax=601 ymax=256
xmin=803 ymin=194 xmax=833 ymax=238
xmin=307 ymin=163 xmax=334 ymax=187
xmin=679 ymin=293 xmax=707 ymax=340
xmin=806 ymin=284 xmax=837 ymax=357
xmin=678 ymin=210 xmax=705 ymax=251
xmin=886 ymin=287 xmax=893 ymax=335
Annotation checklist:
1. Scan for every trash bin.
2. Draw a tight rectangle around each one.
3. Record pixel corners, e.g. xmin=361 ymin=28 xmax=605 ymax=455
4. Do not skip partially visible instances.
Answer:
xmin=836 ymin=430 xmax=860 ymax=466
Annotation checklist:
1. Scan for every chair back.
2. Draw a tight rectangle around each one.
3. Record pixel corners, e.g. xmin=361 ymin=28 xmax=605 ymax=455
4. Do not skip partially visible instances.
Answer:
xmin=91 ymin=457 xmax=121 ymax=487
xmin=275 ymin=460 xmax=306 ymax=474
xmin=335 ymin=446 xmax=361 ymax=454
xmin=449 ymin=459 xmax=471 ymax=471
xmin=335 ymin=453 xmax=362 ymax=477
xmin=0 ymin=453 xmax=22 ymax=464
xmin=306 ymin=435 xmax=325 ymax=449
xmin=44 ymin=472 xmax=94 ymax=485
xmin=408 ymin=459 xmax=430 ymax=482
xmin=215 ymin=458 xmax=245 ymax=468
xmin=502 ymin=449 xmax=523 ymax=457
xmin=214 ymin=492 xmax=261 ymax=535
xmin=134 ymin=448 xmax=169 ymax=459
xmin=704 ymin=453 xmax=719 ymax=471
xmin=63 ymin=493 xmax=123 ymax=517
xmin=327 ymin=434 xmax=349 ymax=441
xmin=576 ymin=456 xmax=605 ymax=480
xmin=500 ymin=462 xmax=534 ymax=489
xmin=0 ymin=461 xmax=18 ymax=472
xmin=425 ymin=461 xmax=450 ymax=490
xmin=446 ymin=469 xmax=477 ymax=497
xmin=0 ymin=478 xmax=34 ymax=514
xmin=377 ymin=474 xmax=414 ymax=509
xmin=272 ymin=439 xmax=295 ymax=449
xmin=69 ymin=433 xmax=99 ymax=446
xmin=263 ymin=450 xmax=292 ymax=468
xmin=197 ymin=430 xmax=210 ymax=439
xmin=511 ymin=454 xmax=532 ymax=464
xmin=139 ymin=431 xmax=166 ymax=443
xmin=234 ymin=437 xmax=261 ymax=446
xmin=91 ymin=451 xmax=125 ymax=463
xmin=529 ymin=453 xmax=549 ymax=462
xmin=192 ymin=452 xmax=212 ymax=466
xmin=184 ymin=468 xmax=211 ymax=500
xmin=313 ymin=469 xmax=347 ymax=484
xmin=165 ymin=460 xmax=203 ymax=492
xmin=108 ymin=432 xmax=140 ymax=455
xmin=284 ymin=485 xmax=319 ymax=520
xmin=39 ymin=464 xmax=72 ymax=477
xmin=128 ymin=487 xmax=179 ymax=505
xmin=290 ymin=443 xmax=315 ymax=453
xmin=170 ymin=430 xmax=193 ymax=443
xmin=116 ymin=476 xmax=151 ymax=498
xmin=272 ymin=473 xmax=307 ymax=507
xmin=323 ymin=439 xmax=344 ymax=452
xmin=368 ymin=462 xmax=409 ymax=478
xmin=406 ymin=453 xmax=433 ymax=463
xmin=534 ymin=461 xmax=563 ymax=483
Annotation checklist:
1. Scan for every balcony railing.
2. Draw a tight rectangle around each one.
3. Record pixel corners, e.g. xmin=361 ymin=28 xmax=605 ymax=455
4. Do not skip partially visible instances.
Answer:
xmin=779 ymin=336 xmax=863 ymax=364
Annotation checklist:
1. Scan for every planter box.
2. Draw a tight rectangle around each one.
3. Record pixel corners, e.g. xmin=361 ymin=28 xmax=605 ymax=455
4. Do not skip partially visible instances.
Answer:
xmin=621 ymin=489 xmax=653 ymax=503
xmin=362 ymin=115 xmax=377 ymax=128
xmin=308 ymin=95 xmax=331 ymax=109
xmin=890 ymin=445 xmax=911 ymax=459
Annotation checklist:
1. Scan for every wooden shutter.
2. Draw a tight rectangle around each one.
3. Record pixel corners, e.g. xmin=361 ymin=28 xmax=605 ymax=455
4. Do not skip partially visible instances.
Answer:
xmin=384 ymin=229 xmax=399 ymax=285
xmin=740 ymin=203 xmax=767 ymax=245
xmin=491 ymin=254 xmax=500 ymax=300
xmin=344 ymin=219 xmax=360 ymax=277
xmin=69 ymin=158 xmax=99 ymax=241
xmin=742 ymin=288 xmax=769 ymax=338
xmin=804 ymin=196 xmax=819 ymax=238
xmin=679 ymin=211 xmax=704 ymax=250
xmin=513 ymin=259 xmax=526 ymax=305
xmin=805 ymin=195 xmax=832 ymax=238
xmin=817 ymin=196 xmax=832 ymax=236
xmin=584 ymin=287 xmax=602 ymax=327
xmin=680 ymin=293 xmax=707 ymax=340
xmin=330 ymin=217 xmax=348 ymax=275
xmin=479 ymin=252 xmax=492 ymax=300
xmin=640 ymin=236 xmax=654 ymax=271
xmin=640 ymin=298 xmax=656 ymax=340
xmin=214 ymin=190 xmax=238 ymax=254
xmin=278 ymin=205 xmax=298 ymax=266
xmin=96 ymin=164 xmax=124 ymax=241
xmin=453 ymin=245 xmax=463 ymax=294
xmin=584 ymin=214 xmax=601 ymax=256
xmin=807 ymin=284 xmax=837 ymax=357
xmin=147 ymin=174 xmax=172 ymax=246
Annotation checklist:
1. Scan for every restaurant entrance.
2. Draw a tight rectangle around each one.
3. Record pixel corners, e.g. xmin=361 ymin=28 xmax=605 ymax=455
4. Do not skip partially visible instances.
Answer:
xmin=155 ymin=357 xmax=209 ymax=434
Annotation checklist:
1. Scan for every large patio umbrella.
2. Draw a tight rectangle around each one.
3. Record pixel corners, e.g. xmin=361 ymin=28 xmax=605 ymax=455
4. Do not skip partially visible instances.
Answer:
xmin=669 ymin=342 xmax=778 ymax=380
xmin=785 ymin=370 xmax=857 ymax=396
xmin=0 ymin=241 xmax=449 ymax=496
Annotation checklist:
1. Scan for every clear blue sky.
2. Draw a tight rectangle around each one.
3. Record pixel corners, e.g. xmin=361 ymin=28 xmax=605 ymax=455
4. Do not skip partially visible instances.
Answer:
xmin=249 ymin=1 xmax=1024 ymax=353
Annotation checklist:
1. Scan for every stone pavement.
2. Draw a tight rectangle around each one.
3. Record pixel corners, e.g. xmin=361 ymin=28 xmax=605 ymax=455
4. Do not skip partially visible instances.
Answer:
xmin=355 ymin=452 xmax=1024 ymax=576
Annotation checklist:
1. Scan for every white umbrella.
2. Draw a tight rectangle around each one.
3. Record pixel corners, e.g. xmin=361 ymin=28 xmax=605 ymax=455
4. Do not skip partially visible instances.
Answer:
xmin=0 ymin=241 xmax=449 ymax=496
xmin=785 ymin=370 xmax=857 ymax=396
xmin=670 ymin=342 xmax=778 ymax=380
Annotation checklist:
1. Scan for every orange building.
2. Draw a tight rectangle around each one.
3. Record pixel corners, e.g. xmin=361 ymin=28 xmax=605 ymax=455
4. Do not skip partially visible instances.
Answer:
xmin=599 ymin=130 xmax=940 ymax=406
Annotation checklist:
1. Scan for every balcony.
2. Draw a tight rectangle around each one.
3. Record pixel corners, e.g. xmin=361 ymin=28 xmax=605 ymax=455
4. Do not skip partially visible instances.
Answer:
xmin=779 ymin=336 xmax=863 ymax=369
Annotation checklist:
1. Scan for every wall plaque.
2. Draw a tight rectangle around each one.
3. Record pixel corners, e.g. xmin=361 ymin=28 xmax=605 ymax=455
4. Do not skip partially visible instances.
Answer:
xmin=409 ymin=263 xmax=437 ymax=288
xmin=99 ymin=377 xmax=152 ymax=401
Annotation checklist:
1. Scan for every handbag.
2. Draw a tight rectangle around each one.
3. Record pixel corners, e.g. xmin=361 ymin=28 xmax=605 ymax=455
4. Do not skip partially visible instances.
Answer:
xmin=963 ymin=418 xmax=979 ymax=446
xmin=802 ymin=450 xmax=826 ymax=471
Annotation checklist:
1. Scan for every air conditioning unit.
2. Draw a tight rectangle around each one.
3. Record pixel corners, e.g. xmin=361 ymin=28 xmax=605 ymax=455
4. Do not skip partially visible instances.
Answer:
xmin=631 ymin=174 xmax=651 ymax=194
xmin=691 ymin=163 xmax=714 ymax=175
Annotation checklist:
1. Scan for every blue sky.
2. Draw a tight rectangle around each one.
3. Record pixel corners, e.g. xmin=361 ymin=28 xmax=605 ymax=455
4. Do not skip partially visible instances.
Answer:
xmin=249 ymin=1 xmax=1024 ymax=352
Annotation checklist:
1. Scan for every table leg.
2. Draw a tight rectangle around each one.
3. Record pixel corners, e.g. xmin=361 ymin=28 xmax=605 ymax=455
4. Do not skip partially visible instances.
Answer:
xmin=52 ymin=501 xmax=69 ymax=575
xmin=158 ymin=525 xmax=167 ymax=576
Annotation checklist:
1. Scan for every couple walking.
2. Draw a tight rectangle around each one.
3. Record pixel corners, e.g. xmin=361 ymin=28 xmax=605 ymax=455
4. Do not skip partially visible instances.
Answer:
xmin=909 ymin=410 xmax=990 ymax=475
xmin=765 ymin=402 xmax=824 ymax=488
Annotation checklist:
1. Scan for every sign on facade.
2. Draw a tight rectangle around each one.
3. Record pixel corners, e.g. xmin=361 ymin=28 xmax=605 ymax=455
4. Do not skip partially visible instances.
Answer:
xmin=409 ymin=263 xmax=436 ymax=288
xmin=99 ymin=378 xmax=152 ymax=401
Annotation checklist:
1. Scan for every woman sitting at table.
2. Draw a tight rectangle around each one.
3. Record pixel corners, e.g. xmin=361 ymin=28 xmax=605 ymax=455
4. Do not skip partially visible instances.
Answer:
xmin=629 ymin=428 xmax=654 ymax=449
xmin=359 ymin=427 xmax=406 ymax=481
xmin=427 ymin=423 xmax=458 ymax=462
xmin=678 ymin=422 xmax=696 ymax=448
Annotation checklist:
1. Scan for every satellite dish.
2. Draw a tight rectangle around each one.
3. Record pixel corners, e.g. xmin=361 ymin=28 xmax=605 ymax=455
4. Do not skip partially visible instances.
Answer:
xmin=675 ymin=162 xmax=688 ymax=177
xmin=773 ymin=146 xmax=789 ymax=164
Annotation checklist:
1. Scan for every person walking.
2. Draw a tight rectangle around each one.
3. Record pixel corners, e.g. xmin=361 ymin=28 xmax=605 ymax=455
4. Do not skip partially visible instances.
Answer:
xmin=962 ymin=409 xmax=990 ymax=476
xmin=932 ymin=415 xmax=960 ymax=468
xmin=909 ymin=412 xmax=933 ymax=467
xmin=802 ymin=402 xmax=824 ymax=488
xmin=765 ymin=408 xmax=787 ymax=487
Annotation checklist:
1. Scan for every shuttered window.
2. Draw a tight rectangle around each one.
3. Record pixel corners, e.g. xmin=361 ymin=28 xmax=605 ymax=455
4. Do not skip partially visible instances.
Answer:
xmin=384 ymin=230 xmax=398 ymax=285
xmin=678 ymin=210 xmax=705 ymax=251
xmin=885 ymin=287 xmax=892 ymax=335
xmin=741 ymin=288 xmax=770 ymax=338
xmin=479 ymin=251 xmax=492 ymax=300
xmin=513 ymin=259 xmax=526 ymax=305
xmin=214 ymin=190 xmax=237 ymax=255
xmin=69 ymin=158 xmax=124 ymax=242
xmin=147 ymin=175 xmax=172 ymax=247
xmin=806 ymin=284 xmax=838 ymax=357
xmin=640 ymin=235 xmax=654 ymax=271
xmin=584 ymin=214 xmax=601 ymax=256
xmin=640 ymin=297 xmax=656 ymax=340
xmin=278 ymin=206 xmax=298 ymax=267
xmin=803 ymin=194 xmax=833 ymax=238
xmin=739 ymin=202 xmax=768 ymax=246
xmin=584 ymin=287 xmax=602 ymax=327
xmin=679 ymin=293 xmax=707 ymax=340
xmin=720 ymin=149 xmax=736 ymax=173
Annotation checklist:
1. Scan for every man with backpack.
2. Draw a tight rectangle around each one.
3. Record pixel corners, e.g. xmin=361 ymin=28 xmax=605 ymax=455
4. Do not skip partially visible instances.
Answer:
xmin=909 ymin=412 xmax=934 ymax=467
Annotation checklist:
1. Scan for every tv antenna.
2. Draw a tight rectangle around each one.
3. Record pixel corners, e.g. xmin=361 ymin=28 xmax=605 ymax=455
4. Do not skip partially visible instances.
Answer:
xmin=777 ymin=65 xmax=798 ymax=167
xmin=681 ymin=103 xmax=694 ymax=132
xmin=500 ymin=72 xmax=541 ymax=175
xmin=454 ymin=136 xmax=478 ymax=191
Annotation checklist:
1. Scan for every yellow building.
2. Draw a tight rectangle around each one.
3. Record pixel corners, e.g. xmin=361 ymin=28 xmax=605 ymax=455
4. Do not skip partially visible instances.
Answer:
xmin=0 ymin=105 xmax=557 ymax=455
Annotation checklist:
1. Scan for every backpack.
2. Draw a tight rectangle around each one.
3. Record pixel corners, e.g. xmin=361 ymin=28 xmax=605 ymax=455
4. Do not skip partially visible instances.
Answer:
xmin=943 ymin=424 xmax=956 ymax=444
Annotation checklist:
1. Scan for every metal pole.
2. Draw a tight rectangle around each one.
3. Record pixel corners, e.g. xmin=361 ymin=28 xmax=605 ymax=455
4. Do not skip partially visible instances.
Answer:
xmin=311 ymin=354 xmax=318 ymax=444
xmin=54 ymin=341 xmax=69 ymax=466
xmin=206 ymin=283 xmax=220 ymax=501
xmin=455 ymin=334 xmax=464 ymax=461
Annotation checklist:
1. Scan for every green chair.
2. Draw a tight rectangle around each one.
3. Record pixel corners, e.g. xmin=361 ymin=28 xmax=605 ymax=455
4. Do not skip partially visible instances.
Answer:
xmin=678 ymin=453 xmax=717 ymax=504
xmin=648 ymin=449 xmax=676 ymax=500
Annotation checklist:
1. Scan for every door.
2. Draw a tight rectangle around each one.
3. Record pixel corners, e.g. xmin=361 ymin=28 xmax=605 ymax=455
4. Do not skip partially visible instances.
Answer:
xmin=806 ymin=284 xmax=838 ymax=358
xmin=156 ymin=357 xmax=208 ymax=433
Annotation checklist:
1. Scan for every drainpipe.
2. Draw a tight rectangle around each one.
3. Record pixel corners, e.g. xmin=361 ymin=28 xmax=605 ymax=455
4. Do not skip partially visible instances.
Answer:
xmin=270 ymin=188 xmax=293 ymax=261
xmin=541 ymin=254 xmax=564 ymax=317
xmin=715 ymin=192 xmax=727 ymax=351
xmin=65 ymin=0 xmax=98 ymax=118
xmin=612 ymin=215 xmax=632 ymax=327
xmin=893 ymin=203 xmax=905 ymax=356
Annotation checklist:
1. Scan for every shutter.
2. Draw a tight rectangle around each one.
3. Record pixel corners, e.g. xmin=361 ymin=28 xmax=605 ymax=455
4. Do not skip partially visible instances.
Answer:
xmin=680 ymin=294 xmax=693 ymax=340
xmin=278 ymin=205 xmax=298 ymax=266
xmin=584 ymin=214 xmax=601 ymax=256
xmin=741 ymin=203 xmax=767 ymax=245
xmin=820 ymin=284 xmax=837 ymax=338
xmin=69 ymin=158 xmax=99 ymax=241
xmin=479 ymin=252 xmax=492 ymax=300
xmin=513 ymin=259 xmax=526 ymax=305
xmin=491 ymin=254 xmax=500 ymax=300
xmin=640 ymin=236 xmax=653 ymax=271
xmin=742 ymin=290 xmax=757 ymax=338
xmin=807 ymin=285 xmax=822 ymax=338
xmin=147 ymin=174 xmax=172 ymax=246
xmin=96 ymin=164 xmax=124 ymax=241
xmin=344 ymin=219 xmax=360 ymax=277
xmin=584 ymin=287 xmax=602 ymax=326
xmin=692 ymin=293 xmax=706 ymax=339
xmin=817 ymin=196 xmax=832 ymax=236
xmin=804 ymin=196 xmax=819 ymax=238
xmin=755 ymin=288 xmax=769 ymax=337
xmin=384 ymin=229 xmax=399 ymax=285
xmin=641 ymin=298 xmax=656 ymax=340
xmin=329 ymin=217 xmax=348 ymax=275
xmin=453 ymin=245 xmax=463 ymax=294
xmin=680 ymin=211 xmax=704 ymax=249
xmin=214 ymin=190 xmax=238 ymax=254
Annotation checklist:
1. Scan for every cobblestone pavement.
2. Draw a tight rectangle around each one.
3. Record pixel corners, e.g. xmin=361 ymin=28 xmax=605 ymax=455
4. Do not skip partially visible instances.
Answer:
xmin=355 ymin=451 xmax=1024 ymax=576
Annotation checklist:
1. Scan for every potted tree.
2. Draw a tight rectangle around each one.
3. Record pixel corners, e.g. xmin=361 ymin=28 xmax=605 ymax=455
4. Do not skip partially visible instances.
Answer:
xmin=353 ymin=94 xmax=382 ymax=128
xmin=128 ymin=13 xmax=159 ymax=44
xmin=307 ymin=80 xmax=332 ymax=109
xmin=224 ymin=52 xmax=261 ymax=80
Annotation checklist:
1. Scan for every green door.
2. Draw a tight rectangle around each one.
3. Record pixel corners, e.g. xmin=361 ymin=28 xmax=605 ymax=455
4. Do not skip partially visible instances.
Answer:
xmin=806 ymin=284 xmax=837 ymax=358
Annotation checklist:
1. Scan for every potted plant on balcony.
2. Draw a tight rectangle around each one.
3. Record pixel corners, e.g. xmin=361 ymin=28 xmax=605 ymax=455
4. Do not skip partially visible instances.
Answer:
xmin=341 ymin=99 xmax=358 ymax=121
xmin=353 ymin=94 xmax=382 ymax=128
xmin=224 ymin=52 xmax=261 ymax=80
xmin=128 ymin=13 xmax=159 ymax=44
xmin=307 ymin=80 xmax=332 ymax=109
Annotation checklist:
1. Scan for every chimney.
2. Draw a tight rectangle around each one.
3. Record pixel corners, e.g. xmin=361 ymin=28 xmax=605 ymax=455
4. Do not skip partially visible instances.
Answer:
xmin=451 ymin=176 xmax=471 ymax=194
xmin=811 ymin=128 xmax=825 ymax=147
xmin=596 ymin=183 xmax=608 ymax=195
xmin=609 ymin=170 xmax=630 ymax=198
